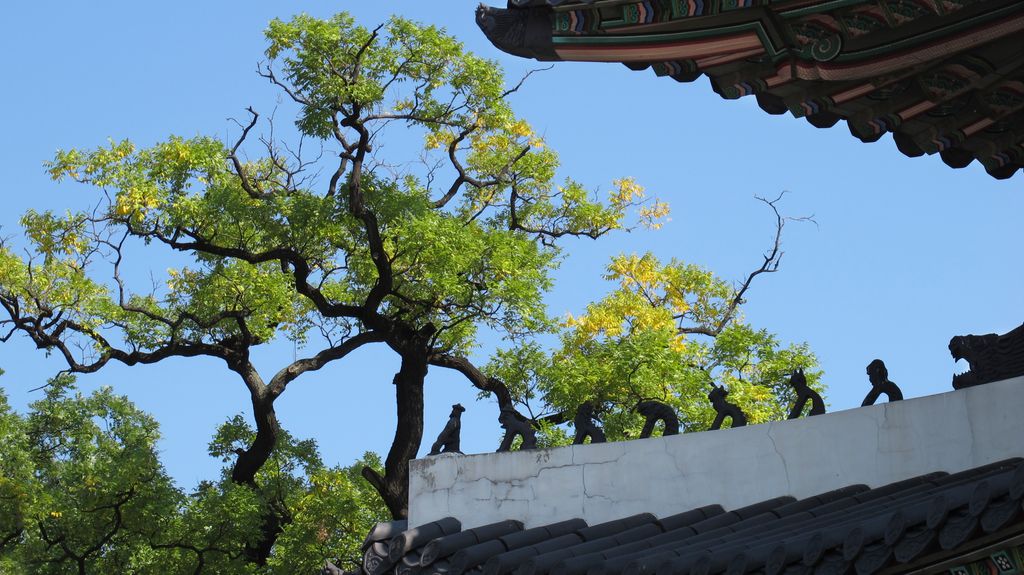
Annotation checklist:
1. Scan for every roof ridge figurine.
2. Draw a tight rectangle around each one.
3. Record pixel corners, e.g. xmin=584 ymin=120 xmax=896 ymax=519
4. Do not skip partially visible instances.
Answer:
xmin=635 ymin=400 xmax=680 ymax=438
xmin=949 ymin=322 xmax=1024 ymax=389
xmin=428 ymin=403 xmax=466 ymax=456
xmin=862 ymin=360 xmax=903 ymax=406
xmin=708 ymin=384 xmax=747 ymax=430
xmin=571 ymin=401 xmax=606 ymax=445
xmin=786 ymin=368 xmax=825 ymax=418
xmin=497 ymin=406 xmax=537 ymax=452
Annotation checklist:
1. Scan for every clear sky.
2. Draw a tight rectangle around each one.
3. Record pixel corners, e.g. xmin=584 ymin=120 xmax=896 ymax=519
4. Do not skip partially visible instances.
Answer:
xmin=1 ymin=1 xmax=1021 ymax=489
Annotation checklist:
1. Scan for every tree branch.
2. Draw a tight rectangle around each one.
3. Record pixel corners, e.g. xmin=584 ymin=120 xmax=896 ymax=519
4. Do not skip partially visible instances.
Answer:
xmin=228 ymin=107 xmax=267 ymax=200
xmin=678 ymin=192 xmax=814 ymax=337
xmin=427 ymin=352 xmax=514 ymax=410
xmin=267 ymin=330 xmax=384 ymax=399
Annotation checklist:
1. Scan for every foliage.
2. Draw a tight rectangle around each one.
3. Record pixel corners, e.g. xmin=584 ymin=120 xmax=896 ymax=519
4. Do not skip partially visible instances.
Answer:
xmin=0 ymin=375 xmax=179 ymax=573
xmin=0 ymin=376 xmax=387 ymax=573
xmin=487 ymin=251 xmax=822 ymax=443
xmin=268 ymin=454 xmax=386 ymax=574
xmin=0 ymin=369 xmax=32 ymax=571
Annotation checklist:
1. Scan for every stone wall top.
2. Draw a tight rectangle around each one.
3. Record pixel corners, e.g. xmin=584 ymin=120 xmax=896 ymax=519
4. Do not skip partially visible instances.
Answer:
xmin=408 ymin=376 xmax=1024 ymax=528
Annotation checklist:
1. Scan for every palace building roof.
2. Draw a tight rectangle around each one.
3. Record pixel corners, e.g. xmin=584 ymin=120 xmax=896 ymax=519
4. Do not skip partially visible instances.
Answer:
xmin=476 ymin=0 xmax=1024 ymax=179
xmin=357 ymin=459 xmax=1024 ymax=575
xmin=331 ymin=331 xmax=1024 ymax=575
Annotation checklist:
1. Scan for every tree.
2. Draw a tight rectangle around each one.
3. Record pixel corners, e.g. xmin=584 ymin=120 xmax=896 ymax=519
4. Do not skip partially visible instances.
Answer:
xmin=0 ymin=369 xmax=32 ymax=566
xmin=0 ymin=11 xmax=663 ymax=527
xmin=0 ymin=12 xmax=816 ymax=562
xmin=0 ymin=375 xmax=180 ymax=573
xmin=0 ymin=374 xmax=387 ymax=574
xmin=486 ymin=196 xmax=821 ymax=442
xmin=0 ymin=162 xmax=384 ymax=562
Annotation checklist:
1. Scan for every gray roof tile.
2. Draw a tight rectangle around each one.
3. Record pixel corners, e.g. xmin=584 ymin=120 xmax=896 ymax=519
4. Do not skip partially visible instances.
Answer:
xmin=363 ymin=459 xmax=1024 ymax=575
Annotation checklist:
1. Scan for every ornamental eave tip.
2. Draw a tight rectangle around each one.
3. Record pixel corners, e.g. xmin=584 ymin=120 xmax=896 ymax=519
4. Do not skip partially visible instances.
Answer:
xmin=474 ymin=3 xmax=559 ymax=61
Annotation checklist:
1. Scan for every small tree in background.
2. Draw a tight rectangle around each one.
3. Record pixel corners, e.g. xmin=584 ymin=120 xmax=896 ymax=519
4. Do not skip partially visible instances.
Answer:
xmin=487 ymin=196 xmax=820 ymax=443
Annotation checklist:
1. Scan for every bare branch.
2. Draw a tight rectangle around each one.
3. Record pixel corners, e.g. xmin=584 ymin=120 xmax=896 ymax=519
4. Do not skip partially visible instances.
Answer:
xmin=502 ymin=65 xmax=554 ymax=98
xmin=257 ymin=64 xmax=310 ymax=107
xmin=228 ymin=107 xmax=267 ymax=200
xmin=678 ymin=192 xmax=815 ymax=337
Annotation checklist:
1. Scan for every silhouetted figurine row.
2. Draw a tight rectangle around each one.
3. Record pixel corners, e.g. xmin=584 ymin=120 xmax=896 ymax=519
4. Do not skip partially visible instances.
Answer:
xmin=424 ymin=322 xmax=1024 ymax=456
xmin=427 ymin=359 xmax=909 ymax=455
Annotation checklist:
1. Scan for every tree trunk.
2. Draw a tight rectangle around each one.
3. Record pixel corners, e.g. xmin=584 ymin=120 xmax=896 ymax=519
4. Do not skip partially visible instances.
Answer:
xmin=230 ymin=363 xmax=289 ymax=565
xmin=244 ymin=492 xmax=291 ymax=566
xmin=363 ymin=351 xmax=428 ymax=519
xmin=232 ymin=394 xmax=280 ymax=486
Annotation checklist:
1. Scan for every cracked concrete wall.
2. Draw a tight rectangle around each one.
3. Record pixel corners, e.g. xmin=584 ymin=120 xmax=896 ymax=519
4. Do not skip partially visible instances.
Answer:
xmin=409 ymin=376 xmax=1024 ymax=529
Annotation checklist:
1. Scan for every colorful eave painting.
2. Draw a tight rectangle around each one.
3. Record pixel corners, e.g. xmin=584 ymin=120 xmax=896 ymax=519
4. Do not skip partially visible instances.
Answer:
xmin=476 ymin=0 xmax=1024 ymax=179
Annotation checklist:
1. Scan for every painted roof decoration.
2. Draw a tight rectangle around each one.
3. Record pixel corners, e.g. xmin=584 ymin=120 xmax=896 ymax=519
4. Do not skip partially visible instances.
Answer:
xmin=476 ymin=0 xmax=1024 ymax=179
xmin=353 ymin=458 xmax=1024 ymax=575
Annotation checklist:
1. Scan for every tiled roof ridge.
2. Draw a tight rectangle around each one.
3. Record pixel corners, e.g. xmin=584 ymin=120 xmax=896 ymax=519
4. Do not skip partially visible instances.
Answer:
xmin=362 ymin=458 xmax=1024 ymax=575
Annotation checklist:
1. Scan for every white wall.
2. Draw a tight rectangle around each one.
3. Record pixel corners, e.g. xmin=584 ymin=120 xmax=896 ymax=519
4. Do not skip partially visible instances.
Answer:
xmin=408 ymin=376 xmax=1024 ymax=528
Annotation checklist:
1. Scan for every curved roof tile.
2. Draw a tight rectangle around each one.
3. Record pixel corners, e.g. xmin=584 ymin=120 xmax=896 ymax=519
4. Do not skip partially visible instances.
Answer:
xmin=360 ymin=458 xmax=1024 ymax=575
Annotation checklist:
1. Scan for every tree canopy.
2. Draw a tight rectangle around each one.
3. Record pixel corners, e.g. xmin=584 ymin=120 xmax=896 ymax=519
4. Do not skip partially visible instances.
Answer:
xmin=0 ymin=11 xmax=820 ymax=569
xmin=487 ymin=197 xmax=820 ymax=444
xmin=0 ymin=375 xmax=386 ymax=574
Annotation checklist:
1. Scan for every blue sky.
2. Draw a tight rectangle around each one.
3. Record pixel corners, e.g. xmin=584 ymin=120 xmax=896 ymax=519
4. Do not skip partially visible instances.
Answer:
xmin=1 ymin=1 xmax=1021 ymax=489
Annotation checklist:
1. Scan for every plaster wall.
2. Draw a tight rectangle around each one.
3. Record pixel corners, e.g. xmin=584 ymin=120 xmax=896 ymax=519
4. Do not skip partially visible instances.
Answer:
xmin=408 ymin=376 xmax=1024 ymax=529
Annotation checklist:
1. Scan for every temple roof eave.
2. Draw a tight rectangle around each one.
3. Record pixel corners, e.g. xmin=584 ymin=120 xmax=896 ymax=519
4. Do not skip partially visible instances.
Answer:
xmin=477 ymin=0 xmax=1024 ymax=179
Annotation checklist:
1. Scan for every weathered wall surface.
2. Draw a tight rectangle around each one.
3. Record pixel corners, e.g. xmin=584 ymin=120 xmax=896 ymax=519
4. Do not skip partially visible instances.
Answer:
xmin=408 ymin=376 xmax=1024 ymax=529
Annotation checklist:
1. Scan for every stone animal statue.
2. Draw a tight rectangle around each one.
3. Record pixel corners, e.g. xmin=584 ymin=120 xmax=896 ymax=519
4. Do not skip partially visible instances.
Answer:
xmin=571 ymin=401 xmax=606 ymax=445
xmin=786 ymin=368 xmax=825 ymax=419
xmin=636 ymin=400 xmax=679 ymax=438
xmin=708 ymin=385 xmax=747 ymax=430
xmin=428 ymin=403 xmax=466 ymax=456
xmin=862 ymin=360 xmax=903 ymax=406
xmin=497 ymin=407 xmax=537 ymax=452
xmin=949 ymin=322 xmax=1024 ymax=389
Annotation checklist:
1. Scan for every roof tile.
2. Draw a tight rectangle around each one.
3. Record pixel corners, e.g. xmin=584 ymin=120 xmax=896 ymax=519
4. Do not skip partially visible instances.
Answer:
xmin=364 ymin=459 xmax=1024 ymax=575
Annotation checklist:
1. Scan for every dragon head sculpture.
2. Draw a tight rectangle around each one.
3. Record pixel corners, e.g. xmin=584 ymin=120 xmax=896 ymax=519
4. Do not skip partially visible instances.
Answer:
xmin=949 ymin=323 xmax=1024 ymax=389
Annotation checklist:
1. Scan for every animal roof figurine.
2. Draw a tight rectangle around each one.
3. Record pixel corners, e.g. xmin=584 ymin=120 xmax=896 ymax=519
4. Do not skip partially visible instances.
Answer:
xmin=428 ymin=403 xmax=466 ymax=456
xmin=862 ymin=360 xmax=903 ymax=406
xmin=571 ymin=401 xmax=606 ymax=445
xmin=497 ymin=406 xmax=537 ymax=452
xmin=786 ymin=368 xmax=825 ymax=419
xmin=635 ymin=400 xmax=679 ymax=438
xmin=949 ymin=322 xmax=1024 ymax=389
xmin=708 ymin=384 xmax=747 ymax=430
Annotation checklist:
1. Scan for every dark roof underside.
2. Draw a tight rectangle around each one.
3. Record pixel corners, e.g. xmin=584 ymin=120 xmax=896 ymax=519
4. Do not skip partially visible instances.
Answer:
xmin=476 ymin=0 xmax=1024 ymax=179
xmin=358 ymin=458 xmax=1024 ymax=575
